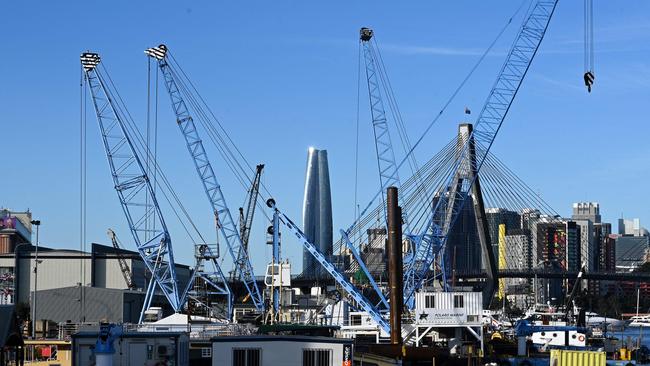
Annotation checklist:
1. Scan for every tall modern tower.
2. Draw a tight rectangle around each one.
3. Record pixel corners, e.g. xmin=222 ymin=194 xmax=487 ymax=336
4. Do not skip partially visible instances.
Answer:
xmin=302 ymin=147 xmax=333 ymax=278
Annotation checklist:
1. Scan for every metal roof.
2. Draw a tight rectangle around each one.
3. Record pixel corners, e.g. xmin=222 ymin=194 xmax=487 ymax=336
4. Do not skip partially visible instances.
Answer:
xmin=211 ymin=335 xmax=352 ymax=344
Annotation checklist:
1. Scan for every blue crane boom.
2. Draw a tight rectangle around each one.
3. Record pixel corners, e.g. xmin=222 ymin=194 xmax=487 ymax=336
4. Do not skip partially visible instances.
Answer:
xmin=81 ymin=53 xmax=183 ymax=317
xmin=360 ymin=28 xmax=401 ymax=213
xmin=146 ymin=45 xmax=264 ymax=311
xmin=402 ymin=0 xmax=559 ymax=306
xmin=267 ymin=199 xmax=390 ymax=333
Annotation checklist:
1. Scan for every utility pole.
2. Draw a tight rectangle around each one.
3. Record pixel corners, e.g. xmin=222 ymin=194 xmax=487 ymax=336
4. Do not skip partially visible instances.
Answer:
xmin=30 ymin=219 xmax=40 ymax=339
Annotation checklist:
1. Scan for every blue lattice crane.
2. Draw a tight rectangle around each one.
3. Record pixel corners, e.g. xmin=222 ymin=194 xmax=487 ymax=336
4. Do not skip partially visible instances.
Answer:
xmin=80 ymin=53 xmax=184 ymax=321
xmin=146 ymin=45 xmax=264 ymax=311
xmin=360 ymin=28 xmax=401 ymax=213
xmin=402 ymin=0 xmax=559 ymax=308
xmin=266 ymin=199 xmax=390 ymax=333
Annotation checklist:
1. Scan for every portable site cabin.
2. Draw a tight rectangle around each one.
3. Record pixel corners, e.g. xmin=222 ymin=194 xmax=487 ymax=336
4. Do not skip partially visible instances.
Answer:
xmin=211 ymin=335 xmax=353 ymax=366
xmin=413 ymin=291 xmax=484 ymax=353
xmin=72 ymin=330 xmax=189 ymax=366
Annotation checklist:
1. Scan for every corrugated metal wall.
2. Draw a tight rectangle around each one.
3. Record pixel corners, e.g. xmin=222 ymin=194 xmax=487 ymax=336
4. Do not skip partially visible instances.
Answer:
xmin=35 ymin=286 xmax=124 ymax=323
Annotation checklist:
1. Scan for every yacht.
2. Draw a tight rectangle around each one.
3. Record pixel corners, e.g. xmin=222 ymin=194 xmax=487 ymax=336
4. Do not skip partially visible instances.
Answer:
xmin=584 ymin=311 xmax=626 ymax=329
xmin=629 ymin=315 xmax=650 ymax=327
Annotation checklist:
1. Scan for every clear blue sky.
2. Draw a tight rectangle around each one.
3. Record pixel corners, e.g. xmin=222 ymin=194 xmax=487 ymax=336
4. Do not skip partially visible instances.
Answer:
xmin=1 ymin=1 xmax=649 ymax=274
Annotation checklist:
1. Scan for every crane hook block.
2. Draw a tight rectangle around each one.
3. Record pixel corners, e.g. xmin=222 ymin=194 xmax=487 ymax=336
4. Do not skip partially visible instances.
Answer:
xmin=583 ymin=71 xmax=595 ymax=93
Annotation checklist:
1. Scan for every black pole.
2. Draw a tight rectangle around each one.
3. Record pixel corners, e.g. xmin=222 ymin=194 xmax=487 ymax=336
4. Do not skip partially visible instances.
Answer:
xmin=387 ymin=186 xmax=403 ymax=346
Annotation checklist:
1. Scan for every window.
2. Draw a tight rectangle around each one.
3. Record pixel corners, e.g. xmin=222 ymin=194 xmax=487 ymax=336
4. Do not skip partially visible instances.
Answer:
xmin=303 ymin=349 xmax=331 ymax=366
xmin=425 ymin=294 xmax=435 ymax=309
xmin=350 ymin=314 xmax=362 ymax=326
xmin=233 ymin=348 xmax=260 ymax=366
xmin=453 ymin=295 xmax=464 ymax=308
xmin=201 ymin=348 xmax=212 ymax=358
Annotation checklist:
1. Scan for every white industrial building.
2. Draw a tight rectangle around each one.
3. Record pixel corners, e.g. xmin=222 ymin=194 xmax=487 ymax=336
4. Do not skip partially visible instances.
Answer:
xmin=211 ymin=335 xmax=353 ymax=366
xmin=0 ymin=242 xmax=191 ymax=323
xmin=413 ymin=291 xmax=484 ymax=351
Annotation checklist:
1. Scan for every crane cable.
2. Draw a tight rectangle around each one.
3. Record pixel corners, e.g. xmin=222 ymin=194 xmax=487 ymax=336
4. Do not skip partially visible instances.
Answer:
xmin=345 ymin=0 xmax=532 ymax=233
xmin=584 ymin=0 xmax=595 ymax=92
xmin=99 ymin=64 xmax=209 ymax=248
xmin=79 ymin=67 xmax=88 ymax=321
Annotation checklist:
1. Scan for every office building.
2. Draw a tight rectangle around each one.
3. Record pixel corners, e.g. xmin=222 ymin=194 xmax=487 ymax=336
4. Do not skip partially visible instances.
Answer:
xmin=571 ymin=203 xmax=597 ymax=269
xmin=301 ymin=147 xmax=333 ymax=278
xmin=615 ymin=235 xmax=649 ymax=271
xmin=618 ymin=218 xmax=647 ymax=237
xmin=572 ymin=202 xmax=601 ymax=223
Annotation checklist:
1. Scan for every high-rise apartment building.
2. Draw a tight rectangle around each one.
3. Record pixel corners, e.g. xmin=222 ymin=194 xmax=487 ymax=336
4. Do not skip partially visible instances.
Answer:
xmin=571 ymin=202 xmax=611 ymax=271
xmin=486 ymin=208 xmax=521 ymax=261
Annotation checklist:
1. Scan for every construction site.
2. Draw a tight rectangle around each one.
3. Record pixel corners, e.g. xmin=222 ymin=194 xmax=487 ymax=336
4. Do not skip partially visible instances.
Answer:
xmin=1 ymin=1 xmax=650 ymax=365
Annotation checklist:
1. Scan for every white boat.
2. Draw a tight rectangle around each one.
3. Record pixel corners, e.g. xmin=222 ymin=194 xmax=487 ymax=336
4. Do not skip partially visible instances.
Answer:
xmin=629 ymin=315 xmax=650 ymax=327
xmin=584 ymin=311 xmax=626 ymax=329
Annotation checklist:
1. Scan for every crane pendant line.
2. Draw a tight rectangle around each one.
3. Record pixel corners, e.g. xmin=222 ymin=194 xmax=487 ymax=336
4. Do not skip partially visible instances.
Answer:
xmin=146 ymin=45 xmax=264 ymax=311
xmin=81 ymin=54 xmax=183 ymax=315
xmin=360 ymin=28 xmax=401 ymax=219
xmin=267 ymin=199 xmax=390 ymax=333
xmin=402 ymin=0 xmax=558 ymax=307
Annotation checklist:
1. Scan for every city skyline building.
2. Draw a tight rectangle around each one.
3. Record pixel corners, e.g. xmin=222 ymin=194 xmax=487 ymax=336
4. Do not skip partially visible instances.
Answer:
xmin=614 ymin=234 xmax=649 ymax=271
xmin=571 ymin=202 xmax=601 ymax=272
xmin=486 ymin=208 xmax=521 ymax=262
xmin=445 ymin=192 xmax=482 ymax=274
xmin=618 ymin=218 xmax=648 ymax=236
xmin=572 ymin=202 xmax=601 ymax=223
xmin=301 ymin=147 xmax=333 ymax=278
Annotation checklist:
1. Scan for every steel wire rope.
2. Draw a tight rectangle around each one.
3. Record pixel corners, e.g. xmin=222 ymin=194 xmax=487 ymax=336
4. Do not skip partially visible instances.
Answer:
xmin=167 ymin=53 xmax=267 ymax=198
xmin=165 ymin=55 xmax=272 ymax=223
xmin=347 ymin=0 xmax=531 ymax=232
xmin=370 ymin=40 xmax=420 ymax=177
xmin=316 ymin=138 xmax=460 ymax=276
xmin=98 ymin=65 xmax=208 ymax=247
xmin=165 ymin=63 xmax=250 ymax=190
xmin=80 ymin=67 xmax=88 ymax=322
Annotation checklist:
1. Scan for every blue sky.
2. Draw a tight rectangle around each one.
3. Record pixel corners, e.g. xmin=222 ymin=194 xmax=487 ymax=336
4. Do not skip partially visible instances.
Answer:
xmin=1 ymin=1 xmax=649 ymax=274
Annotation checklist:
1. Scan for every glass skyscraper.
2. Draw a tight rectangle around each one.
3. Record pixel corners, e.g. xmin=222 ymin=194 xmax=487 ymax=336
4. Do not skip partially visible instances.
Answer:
xmin=302 ymin=147 xmax=333 ymax=278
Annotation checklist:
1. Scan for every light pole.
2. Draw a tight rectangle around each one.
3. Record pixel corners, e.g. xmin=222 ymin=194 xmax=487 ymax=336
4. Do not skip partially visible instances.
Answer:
xmin=30 ymin=219 xmax=40 ymax=339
